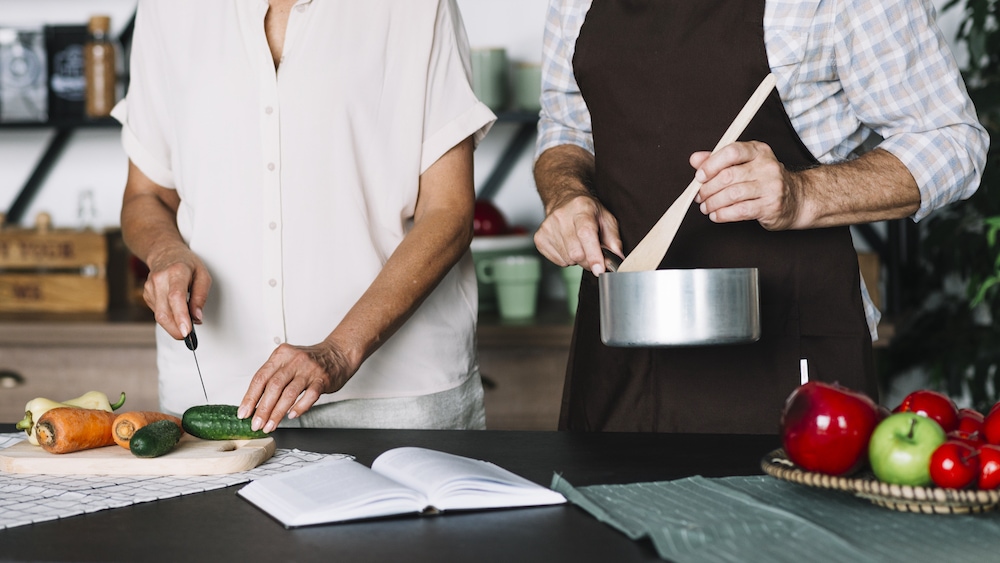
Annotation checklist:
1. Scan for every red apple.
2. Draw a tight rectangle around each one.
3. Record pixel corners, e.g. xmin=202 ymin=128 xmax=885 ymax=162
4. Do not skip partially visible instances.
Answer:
xmin=978 ymin=444 xmax=1000 ymax=490
xmin=982 ymin=403 xmax=1000 ymax=445
xmin=930 ymin=441 xmax=980 ymax=489
xmin=781 ymin=381 xmax=881 ymax=476
xmin=957 ymin=408 xmax=984 ymax=434
xmin=473 ymin=200 xmax=509 ymax=237
xmin=896 ymin=390 xmax=959 ymax=433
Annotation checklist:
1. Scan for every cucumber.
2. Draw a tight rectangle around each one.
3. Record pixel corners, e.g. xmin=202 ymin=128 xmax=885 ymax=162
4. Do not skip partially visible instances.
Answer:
xmin=129 ymin=419 xmax=182 ymax=458
xmin=182 ymin=404 xmax=270 ymax=440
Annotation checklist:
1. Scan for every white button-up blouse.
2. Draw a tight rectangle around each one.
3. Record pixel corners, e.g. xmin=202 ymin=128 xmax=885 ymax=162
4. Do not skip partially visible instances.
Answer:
xmin=113 ymin=0 xmax=495 ymax=415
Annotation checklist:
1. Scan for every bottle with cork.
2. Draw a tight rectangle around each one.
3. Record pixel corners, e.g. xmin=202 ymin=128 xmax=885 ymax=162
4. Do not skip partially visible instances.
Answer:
xmin=84 ymin=15 xmax=116 ymax=118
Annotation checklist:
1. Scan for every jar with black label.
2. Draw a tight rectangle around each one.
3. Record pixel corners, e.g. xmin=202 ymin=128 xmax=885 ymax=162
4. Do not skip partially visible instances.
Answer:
xmin=45 ymin=24 xmax=88 ymax=121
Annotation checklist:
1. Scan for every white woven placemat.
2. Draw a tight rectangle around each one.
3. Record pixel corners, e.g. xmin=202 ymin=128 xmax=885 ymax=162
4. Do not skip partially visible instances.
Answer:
xmin=0 ymin=433 xmax=349 ymax=530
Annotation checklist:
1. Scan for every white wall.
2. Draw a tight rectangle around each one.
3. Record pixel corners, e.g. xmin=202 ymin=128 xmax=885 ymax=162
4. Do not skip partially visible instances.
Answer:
xmin=0 ymin=0 xmax=968 ymax=233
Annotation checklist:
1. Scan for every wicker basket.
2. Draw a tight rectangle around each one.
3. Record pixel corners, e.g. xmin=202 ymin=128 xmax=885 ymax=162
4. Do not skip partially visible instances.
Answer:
xmin=761 ymin=449 xmax=1000 ymax=515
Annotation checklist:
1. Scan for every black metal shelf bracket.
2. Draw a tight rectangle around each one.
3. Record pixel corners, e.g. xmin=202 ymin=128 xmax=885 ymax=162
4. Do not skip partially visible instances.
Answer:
xmin=5 ymin=127 xmax=75 ymax=225
xmin=476 ymin=111 xmax=539 ymax=201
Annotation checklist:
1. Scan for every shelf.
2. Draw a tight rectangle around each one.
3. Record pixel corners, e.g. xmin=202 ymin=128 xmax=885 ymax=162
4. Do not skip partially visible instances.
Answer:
xmin=1 ymin=10 xmax=134 ymax=227
xmin=477 ymin=298 xmax=574 ymax=348
xmin=0 ymin=117 xmax=120 ymax=130
xmin=492 ymin=110 xmax=542 ymax=123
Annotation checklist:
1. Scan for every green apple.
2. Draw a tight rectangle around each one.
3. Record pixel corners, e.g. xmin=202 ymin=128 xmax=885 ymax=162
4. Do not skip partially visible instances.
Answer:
xmin=868 ymin=412 xmax=946 ymax=486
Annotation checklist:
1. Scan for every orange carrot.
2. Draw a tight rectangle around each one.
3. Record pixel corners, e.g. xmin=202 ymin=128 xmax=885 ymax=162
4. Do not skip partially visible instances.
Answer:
xmin=35 ymin=407 xmax=117 ymax=454
xmin=113 ymin=411 xmax=183 ymax=449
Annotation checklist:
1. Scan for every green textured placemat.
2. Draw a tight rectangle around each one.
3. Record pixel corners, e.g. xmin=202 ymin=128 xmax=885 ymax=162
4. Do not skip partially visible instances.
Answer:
xmin=551 ymin=474 xmax=1000 ymax=563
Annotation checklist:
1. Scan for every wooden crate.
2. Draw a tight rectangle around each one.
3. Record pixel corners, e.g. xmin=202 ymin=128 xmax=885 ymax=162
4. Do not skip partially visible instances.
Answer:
xmin=0 ymin=218 xmax=108 ymax=313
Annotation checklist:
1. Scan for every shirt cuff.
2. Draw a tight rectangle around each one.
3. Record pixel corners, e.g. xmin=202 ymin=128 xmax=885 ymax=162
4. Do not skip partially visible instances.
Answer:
xmin=421 ymin=102 xmax=496 ymax=174
xmin=877 ymin=130 xmax=983 ymax=223
xmin=111 ymin=100 xmax=176 ymax=189
xmin=534 ymin=116 xmax=595 ymax=162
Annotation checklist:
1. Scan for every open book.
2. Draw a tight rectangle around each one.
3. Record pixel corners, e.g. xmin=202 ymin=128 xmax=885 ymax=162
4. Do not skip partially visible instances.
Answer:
xmin=238 ymin=446 xmax=566 ymax=527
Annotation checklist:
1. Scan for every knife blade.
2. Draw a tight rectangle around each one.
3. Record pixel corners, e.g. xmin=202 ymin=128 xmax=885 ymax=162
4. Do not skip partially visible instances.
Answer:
xmin=184 ymin=326 xmax=209 ymax=403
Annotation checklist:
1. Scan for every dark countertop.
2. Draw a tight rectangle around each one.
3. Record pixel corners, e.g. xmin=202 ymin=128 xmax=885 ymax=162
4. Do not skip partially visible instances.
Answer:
xmin=0 ymin=425 xmax=779 ymax=563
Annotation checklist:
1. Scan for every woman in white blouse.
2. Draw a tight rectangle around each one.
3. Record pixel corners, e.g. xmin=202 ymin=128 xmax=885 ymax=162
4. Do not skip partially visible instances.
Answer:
xmin=116 ymin=0 xmax=496 ymax=431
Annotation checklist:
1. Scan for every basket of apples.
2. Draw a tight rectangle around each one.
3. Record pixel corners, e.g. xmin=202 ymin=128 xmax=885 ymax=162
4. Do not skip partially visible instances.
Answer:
xmin=762 ymin=381 xmax=1000 ymax=514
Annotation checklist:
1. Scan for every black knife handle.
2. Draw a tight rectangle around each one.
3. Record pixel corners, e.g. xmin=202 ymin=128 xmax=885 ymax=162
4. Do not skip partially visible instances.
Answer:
xmin=184 ymin=327 xmax=198 ymax=351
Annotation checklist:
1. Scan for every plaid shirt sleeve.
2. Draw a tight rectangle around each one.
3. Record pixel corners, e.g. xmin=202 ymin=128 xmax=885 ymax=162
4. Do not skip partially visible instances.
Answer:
xmin=534 ymin=0 xmax=594 ymax=161
xmin=837 ymin=0 xmax=988 ymax=222
xmin=769 ymin=0 xmax=989 ymax=222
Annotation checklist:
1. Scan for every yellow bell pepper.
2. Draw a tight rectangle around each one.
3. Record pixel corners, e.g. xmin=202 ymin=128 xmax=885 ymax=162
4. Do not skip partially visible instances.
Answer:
xmin=15 ymin=390 xmax=126 ymax=446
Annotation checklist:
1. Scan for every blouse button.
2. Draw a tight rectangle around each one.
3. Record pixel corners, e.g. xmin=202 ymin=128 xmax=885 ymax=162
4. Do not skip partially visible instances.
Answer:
xmin=269 ymin=279 xmax=277 ymax=287
xmin=267 ymin=162 xmax=275 ymax=171
xmin=269 ymin=222 xmax=277 ymax=230
xmin=265 ymin=106 xmax=274 ymax=115
xmin=273 ymin=336 xmax=282 ymax=345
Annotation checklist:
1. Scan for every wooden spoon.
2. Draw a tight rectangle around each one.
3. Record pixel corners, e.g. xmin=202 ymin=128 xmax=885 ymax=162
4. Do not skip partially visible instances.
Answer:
xmin=616 ymin=73 xmax=777 ymax=273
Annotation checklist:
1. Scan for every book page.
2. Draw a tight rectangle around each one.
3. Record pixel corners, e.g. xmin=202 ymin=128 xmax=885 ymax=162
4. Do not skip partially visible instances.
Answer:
xmin=238 ymin=457 xmax=428 ymax=527
xmin=371 ymin=447 xmax=566 ymax=511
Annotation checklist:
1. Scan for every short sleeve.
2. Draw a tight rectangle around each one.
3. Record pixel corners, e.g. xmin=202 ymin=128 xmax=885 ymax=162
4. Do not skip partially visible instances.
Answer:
xmin=110 ymin=2 xmax=175 ymax=189
xmin=419 ymin=0 xmax=496 ymax=174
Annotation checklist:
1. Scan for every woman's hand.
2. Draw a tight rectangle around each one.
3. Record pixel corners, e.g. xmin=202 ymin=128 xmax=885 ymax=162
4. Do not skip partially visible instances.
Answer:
xmin=121 ymin=159 xmax=211 ymax=341
xmin=143 ymin=244 xmax=212 ymax=339
xmin=238 ymin=341 xmax=356 ymax=432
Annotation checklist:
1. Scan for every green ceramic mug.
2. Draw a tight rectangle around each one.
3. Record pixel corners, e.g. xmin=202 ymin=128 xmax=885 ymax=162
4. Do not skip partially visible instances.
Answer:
xmin=471 ymin=47 xmax=508 ymax=111
xmin=477 ymin=255 xmax=542 ymax=320
xmin=512 ymin=62 xmax=542 ymax=113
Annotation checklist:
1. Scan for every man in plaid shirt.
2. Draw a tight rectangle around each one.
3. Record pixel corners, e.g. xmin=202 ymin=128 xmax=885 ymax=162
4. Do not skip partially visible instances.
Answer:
xmin=532 ymin=0 xmax=988 ymax=433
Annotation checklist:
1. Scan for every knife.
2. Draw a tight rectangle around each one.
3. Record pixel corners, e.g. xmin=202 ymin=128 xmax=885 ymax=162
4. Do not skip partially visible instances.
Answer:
xmin=184 ymin=326 xmax=210 ymax=403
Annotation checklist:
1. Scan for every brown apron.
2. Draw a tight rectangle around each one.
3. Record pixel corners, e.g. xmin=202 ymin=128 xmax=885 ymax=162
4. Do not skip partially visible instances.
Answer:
xmin=562 ymin=0 xmax=877 ymax=433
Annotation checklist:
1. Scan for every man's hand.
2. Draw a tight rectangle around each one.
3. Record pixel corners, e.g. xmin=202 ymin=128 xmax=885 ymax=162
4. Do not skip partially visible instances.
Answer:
xmin=691 ymin=143 xmax=920 ymax=230
xmin=238 ymin=341 xmax=355 ymax=432
xmin=691 ymin=141 xmax=804 ymax=231
xmin=534 ymin=192 xmax=621 ymax=275
xmin=534 ymin=144 xmax=623 ymax=275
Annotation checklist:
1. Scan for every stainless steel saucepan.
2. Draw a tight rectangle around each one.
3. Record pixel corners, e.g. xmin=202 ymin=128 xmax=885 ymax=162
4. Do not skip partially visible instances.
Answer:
xmin=598 ymin=266 xmax=760 ymax=347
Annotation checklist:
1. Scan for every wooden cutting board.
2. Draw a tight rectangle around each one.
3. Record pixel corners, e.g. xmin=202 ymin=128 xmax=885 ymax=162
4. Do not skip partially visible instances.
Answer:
xmin=0 ymin=434 xmax=275 ymax=475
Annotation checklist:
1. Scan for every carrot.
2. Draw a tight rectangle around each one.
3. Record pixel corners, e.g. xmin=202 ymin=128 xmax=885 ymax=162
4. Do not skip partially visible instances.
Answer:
xmin=112 ymin=411 xmax=183 ymax=449
xmin=35 ymin=407 xmax=117 ymax=454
